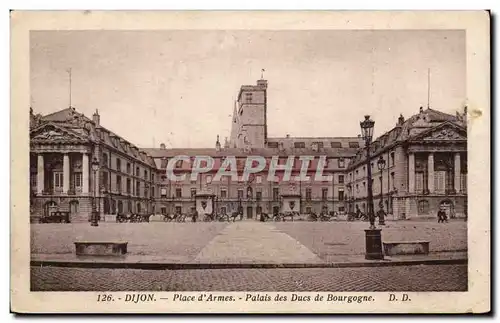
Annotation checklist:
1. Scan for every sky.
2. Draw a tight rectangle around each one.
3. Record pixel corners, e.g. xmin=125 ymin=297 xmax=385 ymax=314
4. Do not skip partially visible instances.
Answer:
xmin=30 ymin=30 xmax=465 ymax=148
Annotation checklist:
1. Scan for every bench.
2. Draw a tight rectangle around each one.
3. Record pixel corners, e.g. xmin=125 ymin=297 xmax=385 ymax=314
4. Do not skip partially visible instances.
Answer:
xmin=74 ymin=241 xmax=128 ymax=256
xmin=383 ymin=241 xmax=430 ymax=256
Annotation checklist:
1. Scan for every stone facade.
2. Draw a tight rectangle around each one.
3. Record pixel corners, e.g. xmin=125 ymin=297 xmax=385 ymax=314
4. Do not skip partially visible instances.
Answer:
xmin=29 ymin=107 xmax=159 ymax=223
xmin=345 ymin=107 xmax=468 ymax=220
xmin=30 ymin=78 xmax=468 ymax=222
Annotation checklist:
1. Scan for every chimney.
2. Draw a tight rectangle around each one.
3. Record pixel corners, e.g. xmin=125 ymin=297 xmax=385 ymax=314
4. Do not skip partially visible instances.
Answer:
xmin=215 ymin=134 xmax=221 ymax=151
xmin=257 ymin=79 xmax=268 ymax=89
xmin=160 ymin=143 xmax=166 ymax=150
xmin=92 ymin=109 xmax=100 ymax=126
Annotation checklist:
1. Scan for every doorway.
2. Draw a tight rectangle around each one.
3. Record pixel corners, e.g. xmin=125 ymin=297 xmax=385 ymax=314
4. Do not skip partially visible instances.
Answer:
xmin=69 ymin=200 xmax=79 ymax=219
xmin=246 ymin=206 xmax=253 ymax=219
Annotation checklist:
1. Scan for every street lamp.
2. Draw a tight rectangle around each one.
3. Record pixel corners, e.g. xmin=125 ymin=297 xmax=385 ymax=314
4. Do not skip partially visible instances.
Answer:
xmin=377 ymin=155 xmax=386 ymax=225
xmin=91 ymin=157 xmax=100 ymax=227
xmin=360 ymin=115 xmax=383 ymax=260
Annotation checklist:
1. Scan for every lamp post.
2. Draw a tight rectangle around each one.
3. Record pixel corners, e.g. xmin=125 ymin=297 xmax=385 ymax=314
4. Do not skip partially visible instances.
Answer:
xmin=91 ymin=157 xmax=99 ymax=227
xmin=377 ymin=155 xmax=386 ymax=225
xmin=360 ymin=115 xmax=383 ymax=260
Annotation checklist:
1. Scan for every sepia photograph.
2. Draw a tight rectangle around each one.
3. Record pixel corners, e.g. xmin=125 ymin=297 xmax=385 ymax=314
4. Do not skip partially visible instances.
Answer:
xmin=10 ymin=10 xmax=490 ymax=313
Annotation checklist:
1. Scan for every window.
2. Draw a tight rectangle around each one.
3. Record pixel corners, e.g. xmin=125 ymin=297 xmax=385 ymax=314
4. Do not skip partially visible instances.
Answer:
xmin=74 ymin=172 xmax=82 ymax=187
xmin=116 ymin=158 xmax=121 ymax=172
xmin=338 ymin=175 xmax=344 ymax=184
xmin=127 ymin=163 xmax=131 ymax=174
xmin=127 ymin=179 xmax=131 ymax=194
xmin=161 ymin=207 xmax=167 ymax=215
xmin=356 ymin=184 xmax=359 ymax=193
xmin=390 ymin=152 xmax=395 ymax=166
xmin=151 ymin=173 xmax=155 ymax=182
xmin=102 ymin=153 xmax=109 ymax=167
xmin=247 ymin=187 xmax=253 ymax=199
xmin=294 ymin=142 xmax=306 ymax=148
xmin=116 ymin=175 xmax=122 ymax=192
xmin=391 ymin=172 xmax=395 ymax=190
xmin=191 ymin=188 xmax=197 ymax=199
xmin=221 ymin=207 xmax=227 ymax=215
xmin=144 ymin=170 xmax=148 ymax=180
xmin=435 ymin=171 xmax=446 ymax=193
xmin=256 ymin=206 xmax=262 ymax=214
xmin=206 ymin=175 xmax=212 ymax=184
xmin=136 ymin=181 xmax=140 ymax=196
xmin=306 ymin=207 xmax=312 ymax=214
xmin=322 ymin=188 xmax=328 ymax=200
xmin=176 ymin=188 xmax=182 ymax=198
xmin=306 ymin=188 xmax=312 ymax=201
xmin=256 ymin=191 xmax=262 ymax=201
xmin=418 ymin=200 xmax=430 ymax=215
xmin=273 ymin=188 xmax=279 ymax=201
xmin=338 ymin=158 xmax=345 ymax=168
xmin=256 ymin=175 xmax=262 ymax=184
xmin=136 ymin=167 xmax=140 ymax=176
xmin=331 ymin=142 xmax=342 ymax=148
xmin=237 ymin=189 xmax=244 ymax=200
xmin=416 ymin=172 xmax=424 ymax=193
xmin=53 ymin=172 xmax=63 ymax=188
xmin=175 ymin=206 xmax=182 ymax=214
xmin=349 ymin=142 xmax=360 ymax=148
xmin=30 ymin=174 xmax=37 ymax=188
xmin=312 ymin=142 xmax=324 ymax=148
xmin=268 ymin=142 xmax=279 ymax=148
xmin=460 ymin=173 xmax=467 ymax=192
xmin=151 ymin=187 xmax=155 ymax=197
xmin=160 ymin=187 xmax=167 ymax=198
xmin=338 ymin=206 xmax=345 ymax=213
xmin=220 ymin=189 xmax=227 ymax=199
xmin=338 ymin=189 xmax=345 ymax=201
xmin=245 ymin=92 xmax=253 ymax=103
xmin=102 ymin=172 xmax=109 ymax=190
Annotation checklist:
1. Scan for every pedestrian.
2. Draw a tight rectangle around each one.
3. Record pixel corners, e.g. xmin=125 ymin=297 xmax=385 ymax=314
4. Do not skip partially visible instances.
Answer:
xmin=437 ymin=208 xmax=447 ymax=223
xmin=376 ymin=203 xmax=386 ymax=225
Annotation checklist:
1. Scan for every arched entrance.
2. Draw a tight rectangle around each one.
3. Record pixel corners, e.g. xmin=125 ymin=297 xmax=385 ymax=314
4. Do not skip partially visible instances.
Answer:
xmin=69 ymin=200 xmax=79 ymax=219
xmin=440 ymin=199 xmax=455 ymax=219
xmin=136 ymin=202 xmax=141 ymax=214
xmin=43 ymin=201 xmax=57 ymax=217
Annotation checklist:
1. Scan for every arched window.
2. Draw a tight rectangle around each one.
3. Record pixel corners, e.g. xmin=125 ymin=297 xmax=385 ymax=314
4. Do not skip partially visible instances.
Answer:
xmin=418 ymin=200 xmax=430 ymax=215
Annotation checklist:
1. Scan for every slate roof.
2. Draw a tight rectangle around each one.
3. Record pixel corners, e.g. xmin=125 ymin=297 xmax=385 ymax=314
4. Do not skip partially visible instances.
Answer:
xmin=347 ymin=107 xmax=464 ymax=169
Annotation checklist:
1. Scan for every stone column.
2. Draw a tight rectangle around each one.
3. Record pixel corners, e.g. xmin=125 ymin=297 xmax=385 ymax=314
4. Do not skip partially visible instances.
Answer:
xmin=37 ymin=154 xmax=44 ymax=194
xmin=408 ymin=153 xmax=415 ymax=194
xmin=63 ymin=154 xmax=70 ymax=193
xmin=82 ymin=153 xmax=89 ymax=194
xmin=454 ymin=153 xmax=461 ymax=193
xmin=427 ymin=153 xmax=435 ymax=193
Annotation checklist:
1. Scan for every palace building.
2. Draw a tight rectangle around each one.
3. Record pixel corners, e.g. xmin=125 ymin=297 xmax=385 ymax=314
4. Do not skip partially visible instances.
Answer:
xmin=29 ymin=107 xmax=159 ymax=222
xmin=30 ymin=77 xmax=468 ymax=222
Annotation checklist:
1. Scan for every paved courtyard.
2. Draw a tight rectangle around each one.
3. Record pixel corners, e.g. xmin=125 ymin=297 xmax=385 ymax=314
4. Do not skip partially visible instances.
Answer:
xmin=31 ymin=220 xmax=467 ymax=264
xmin=31 ymin=264 xmax=467 ymax=292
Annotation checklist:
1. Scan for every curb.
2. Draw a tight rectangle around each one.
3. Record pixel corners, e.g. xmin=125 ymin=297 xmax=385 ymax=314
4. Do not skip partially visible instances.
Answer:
xmin=31 ymin=257 xmax=467 ymax=270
